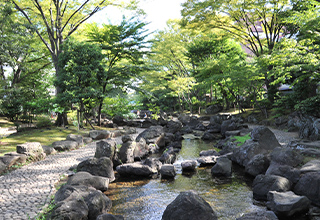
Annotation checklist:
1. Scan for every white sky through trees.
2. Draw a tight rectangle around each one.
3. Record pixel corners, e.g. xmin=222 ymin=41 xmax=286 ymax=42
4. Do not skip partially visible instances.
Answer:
xmin=89 ymin=0 xmax=185 ymax=33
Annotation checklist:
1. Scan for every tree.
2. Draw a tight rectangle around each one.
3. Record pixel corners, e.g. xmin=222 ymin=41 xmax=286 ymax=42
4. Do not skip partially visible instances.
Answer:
xmin=85 ymin=17 xmax=151 ymax=125
xmin=142 ymin=20 xmax=197 ymax=113
xmin=181 ymin=0 xmax=318 ymax=103
xmin=10 ymin=0 xmax=139 ymax=125
xmin=55 ymin=38 xmax=104 ymax=128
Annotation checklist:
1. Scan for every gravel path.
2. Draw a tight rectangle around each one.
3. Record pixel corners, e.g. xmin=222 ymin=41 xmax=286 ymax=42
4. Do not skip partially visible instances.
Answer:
xmin=0 ymin=129 xmax=144 ymax=220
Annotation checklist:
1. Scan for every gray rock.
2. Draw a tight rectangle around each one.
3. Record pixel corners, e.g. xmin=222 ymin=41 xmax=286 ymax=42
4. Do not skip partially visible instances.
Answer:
xmin=266 ymin=191 xmax=310 ymax=217
xmin=159 ymin=148 xmax=177 ymax=164
xmin=0 ymin=160 xmax=6 ymax=173
xmin=16 ymin=142 xmax=44 ymax=159
xmin=252 ymin=174 xmax=292 ymax=201
xmin=97 ymin=214 xmax=124 ymax=220
xmin=50 ymin=198 xmax=89 ymax=220
xmin=89 ymin=130 xmax=111 ymax=140
xmin=66 ymin=134 xmax=84 ymax=146
xmin=162 ymin=191 xmax=218 ymax=220
xmin=211 ymin=157 xmax=232 ymax=177
xmin=164 ymin=120 xmax=183 ymax=134
xmin=300 ymin=160 xmax=320 ymax=173
xmin=178 ymin=114 xmax=191 ymax=125
xmin=136 ymin=125 xmax=164 ymax=141
xmin=245 ymin=154 xmax=270 ymax=177
xmin=197 ymin=156 xmax=217 ymax=167
xmin=160 ymin=164 xmax=176 ymax=179
xmin=67 ymin=171 xmax=109 ymax=191
xmin=0 ymin=153 xmax=27 ymax=167
xmin=133 ymin=138 xmax=149 ymax=160
xmin=225 ymin=130 xmax=241 ymax=137
xmin=52 ymin=140 xmax=78 ymax=151
xmin=113 ymin=115 xmax=127 ymax=126
xmin=221 ymin=120 xmax=241 ymax=136
xmin=122 ymin=135 xmax=134 ymax=143
xmin=210 ymin=115 xmax=222 ymax=125
xmin=231 ymin=139 xmax=261 ymax=167
xmin=116 ymin=162 xmax=157 ymax=178
xmin=236 ymin=211 xmax=278 ymax=220
xmin=55 ymin=184 xmax=96 ymax=203
xmin=251 ymin=126 xmax=281 ymax=150
xmin=266 ymin=162 xmax=301 ymax=184
xmin=143 ymin=158 xmax=162 ymax=172
xmin=206 ymin=104 xmax=223 ymax=115
xmin=42 ymin=145 xmax=57 ymax=155
xmin=201 ymin=132 xmax=222 ymax=140
xmin=84 ymin=190 xmax=112 ymax=220
xmin=181 ymin=160 xmax=197 ymax=171
xmin=270 ymin=147 xmax=303 ymax=167
xmin=95 ymin=140 xmax=117 ymax=160
xmin=77 ymin=157 xmax=115 ymax=182
xmin=119 ymin=141 xmax=135 ymax=164
xmin=294 ymin=171 xmax=320 ymax=206
xmin=199 ymin=149 xmax=219 ymax=157
xmin=83 ymin=137 xmax=93 ymax=144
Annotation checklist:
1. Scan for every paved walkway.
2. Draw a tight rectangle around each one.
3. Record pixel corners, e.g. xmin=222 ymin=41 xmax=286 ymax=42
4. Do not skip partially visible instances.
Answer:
xmin=0 ymin=129 xmax=143 ymax=220
xmin=0 ymin=125 xmax=298 ymax=220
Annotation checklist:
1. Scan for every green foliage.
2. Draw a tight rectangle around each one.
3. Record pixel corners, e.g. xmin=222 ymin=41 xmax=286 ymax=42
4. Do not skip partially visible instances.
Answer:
xmin=233 ymin=133 xmax=251 ymax=146
xmin=36 ymin=116 xmax=53 ymax=128
xmin=295 ymin=95 xmax=320 ymax=118
xmin=102 ymin=96 xmax=141 ymax=118
xmin=147 ymin=103 xmax=160 ymax=120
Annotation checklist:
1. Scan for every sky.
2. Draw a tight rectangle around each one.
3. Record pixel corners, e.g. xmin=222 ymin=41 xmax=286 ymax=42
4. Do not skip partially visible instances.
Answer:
xmin=89 ymin=0 xmax=186 ymax=33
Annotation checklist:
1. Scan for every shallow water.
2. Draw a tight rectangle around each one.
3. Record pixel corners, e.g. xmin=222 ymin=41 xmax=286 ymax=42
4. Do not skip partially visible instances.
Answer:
xmin=106 ymin=139 xmax=265 ymax=220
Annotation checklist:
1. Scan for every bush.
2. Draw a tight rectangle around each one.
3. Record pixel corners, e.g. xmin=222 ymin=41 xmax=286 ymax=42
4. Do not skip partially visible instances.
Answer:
xmin=295 ymin=95 xmax=320 ymax=118
xmin=36 ymin=116 xmax=53 ymax=128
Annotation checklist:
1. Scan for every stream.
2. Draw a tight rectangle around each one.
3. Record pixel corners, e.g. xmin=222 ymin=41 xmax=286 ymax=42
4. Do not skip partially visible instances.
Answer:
xmin=105 ymin=138 xmax=265 ymax=219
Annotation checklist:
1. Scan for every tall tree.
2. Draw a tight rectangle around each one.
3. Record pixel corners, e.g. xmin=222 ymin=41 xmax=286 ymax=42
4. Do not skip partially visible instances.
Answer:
xmin=85 ymin=17 xmax=151 ymax=125
xmin=10 ymin=0 xmax=139 ymax=125
xmin=181 ymin=0 xmax=318 ymax=103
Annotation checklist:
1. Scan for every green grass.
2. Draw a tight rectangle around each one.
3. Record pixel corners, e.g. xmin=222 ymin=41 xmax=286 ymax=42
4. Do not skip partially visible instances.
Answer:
xmin=0 ymin=117 xmax=14 ymax=128
xmin=233 ymin=133 xmax=251 ymax=146
xmin=0 ymin=124 xmax=112 ymax=156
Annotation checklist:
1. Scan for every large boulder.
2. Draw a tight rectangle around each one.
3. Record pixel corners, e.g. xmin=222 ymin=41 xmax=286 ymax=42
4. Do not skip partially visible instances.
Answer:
xmin=266 ymin=163 xmax=301 ymax=184
xmin=133 ymin=138 xmax=149 ymax=160
xmin=197 ymin=156 xmax=217 ymax=167
xmin=250 ymin=126 xmax=281 ymax=150
xmin=211 ymin=157 xmax=232 ymax=177
xmin=112 ymin=115 xmax=127 ymax=126
xmin=77 ymin=157 xmax=115 ymax=182
xmin=220 ymin=119 xmax=243 ymax=136
xmin=16 ymin=142 xmax=44 ymax=160
xmin=0 ymin=152 xmax=27 ymax=168
xmin=66 ymin=134 xmax=84 ymax=146
xmin=164 ymin=120 xmax=182 ymax=134
xmin=201 ymin=132 xmax=222 ymax=141
xmin=294 ymin=171 xmax=320 ymax=206
xmin=231 ymin=140 xmax=261 ymax=167
xmin=300 ymin=160 xmax=320 ymax=173
xmin=252 ymin=174 xmax=292 ymax=201
xmin=84 ymin=190 xmax=112 ymax=220
xmin=178 ymin=114 xmax=191 ymax=125
xmin=136 ymin=126 xmax=166 ymax=148
xmin=162 ymin=191 xmax=218 ymax=220
xmin=119 ymin=141 xmax=135 ymax=164
xmin=55 ymin=184 xmax=96 ymax=203
xmin=159 ymin=148 xmax=177 ymax=164
xmin=269 ymin=147 xmax=303 ymax=167
xmin=245 ymin=154 xmax=270 ymax=177
xmin=143 ymin=158 xmax=162 ymax=172
xmin=52 ymin=140 xmax=78 ymax=151
xmin=116 ymin=162 xmax=157 ymax=178
xmin=266 ymin=191 xmax=310 ymax=217
xmin=205 ymin=104 xmax=223 ymax=115
xmin=50 ymin=198 xmax=89 ymax=220
xmin=236 ymin=211 xmax=278 ymax=220
xmin=42 ymin=145 xmax=57 ymax=155
xmin=95 ymin=140 xmax=117 ymax=160
xmin=181 ymin=160 xmax=197 ymax=172
xmin=67 ymin=171 xmax=109 ymax=192
xmin=89 ymin=130 xmax=111 ymax=140
xmin=0 ymin=160 xmax=6 ymax=173
xmin=160 ymin=164 xmax=176 ymax=179
xmin=199 ymin=149 xmax=219 ymax=157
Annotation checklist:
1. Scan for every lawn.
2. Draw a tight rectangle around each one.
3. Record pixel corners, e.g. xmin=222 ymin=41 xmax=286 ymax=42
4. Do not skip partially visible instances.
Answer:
xmin=0 ymin=117 xmax=14 ymax=128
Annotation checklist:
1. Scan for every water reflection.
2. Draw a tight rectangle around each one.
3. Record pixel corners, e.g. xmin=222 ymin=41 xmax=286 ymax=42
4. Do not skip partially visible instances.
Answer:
xmin=106 ymin=139 xmax=264 ymax=220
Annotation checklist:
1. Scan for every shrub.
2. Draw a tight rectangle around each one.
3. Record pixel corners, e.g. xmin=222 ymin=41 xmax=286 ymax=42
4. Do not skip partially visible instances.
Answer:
xmin=295 ymin=95 xmax=320 ymax=118
xmin=36 ymin=116 xmax=53 ymax=128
